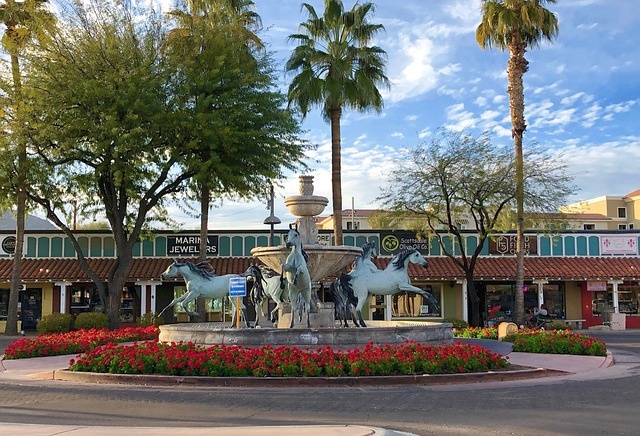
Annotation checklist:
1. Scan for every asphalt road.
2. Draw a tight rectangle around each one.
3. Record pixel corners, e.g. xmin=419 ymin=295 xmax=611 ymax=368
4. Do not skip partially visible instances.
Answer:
xmin=1 ymin=330 xmax=639 ymax=436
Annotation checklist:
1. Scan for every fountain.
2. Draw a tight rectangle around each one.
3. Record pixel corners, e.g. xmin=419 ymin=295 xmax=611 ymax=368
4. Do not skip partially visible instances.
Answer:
xmin=251 ymin=175 xmax=361 ymax=328
xmin=158 ymin=175 xmax=452 ymax=347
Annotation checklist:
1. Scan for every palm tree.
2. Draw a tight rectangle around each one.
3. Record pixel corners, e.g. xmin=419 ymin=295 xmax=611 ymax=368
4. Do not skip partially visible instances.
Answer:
xmin=476 ymin=0 xmax=558 ymax=326
xmin=0 ymin=0 xmax=54 ymax=336
xmin=286 ymin=0 xmax=389 ymax=246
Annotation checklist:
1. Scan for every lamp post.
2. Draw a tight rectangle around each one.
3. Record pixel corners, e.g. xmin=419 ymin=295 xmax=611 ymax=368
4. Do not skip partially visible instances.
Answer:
xmin=264 ymin=184 xmax=281 ymax=246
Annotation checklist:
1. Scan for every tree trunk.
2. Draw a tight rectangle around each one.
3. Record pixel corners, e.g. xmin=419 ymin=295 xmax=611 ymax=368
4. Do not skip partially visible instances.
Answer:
xmin=330 ymin=106 xmax=343 ymax=246
xmin=508 ymin=37 xmax=529 ymax=327
xmin=105 ymin=255 xmax=135 ymax=330
xmin=5 ymin=51 xmax=25 ymax=336
xmin=196 ymin=185 xmax=210 ymax=320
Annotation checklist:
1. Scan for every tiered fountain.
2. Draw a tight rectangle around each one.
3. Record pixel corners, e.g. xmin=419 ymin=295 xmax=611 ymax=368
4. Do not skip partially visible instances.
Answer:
xmin=158 ymin=175 xmax=452 ymax=348
xmin=251 ymin=175 xmax=361 ymax=327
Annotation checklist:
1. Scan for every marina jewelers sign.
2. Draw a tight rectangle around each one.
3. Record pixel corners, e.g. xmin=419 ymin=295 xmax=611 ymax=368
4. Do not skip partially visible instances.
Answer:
xmin=167 ymin=235 xmax=218 ymax=256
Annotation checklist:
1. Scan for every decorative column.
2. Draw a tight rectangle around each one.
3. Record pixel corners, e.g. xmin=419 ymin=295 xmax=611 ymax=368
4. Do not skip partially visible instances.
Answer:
xmin=533 ymin=279 xmax=549 ymax=307
xmin=55 ymin=282 xmax=72 ymax=313
xmin=609 ymin=280 xmax=623 ymax=313
xmin=457 ymin=279 xmax=468 ymax=322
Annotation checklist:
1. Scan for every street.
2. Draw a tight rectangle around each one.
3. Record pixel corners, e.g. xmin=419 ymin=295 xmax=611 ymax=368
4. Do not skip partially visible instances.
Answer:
xmin=1 ymin=330 xmax=639 ymax=435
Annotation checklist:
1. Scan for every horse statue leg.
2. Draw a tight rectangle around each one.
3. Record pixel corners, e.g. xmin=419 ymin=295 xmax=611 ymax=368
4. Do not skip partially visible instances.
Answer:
xmin=399 ymin=283 xmax=440 ymax=313
xmin=158 ymin=291 xmax=192 ymax=319
xmin=179 ymin=292 xmax=201 ymax=318
xmin=353 ymin=287 xmax=368 ymax=328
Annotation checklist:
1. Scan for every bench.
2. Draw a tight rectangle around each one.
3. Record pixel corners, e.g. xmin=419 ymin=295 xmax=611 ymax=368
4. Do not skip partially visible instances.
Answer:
xmin=559 ymin=319 xmax=586 ymax=329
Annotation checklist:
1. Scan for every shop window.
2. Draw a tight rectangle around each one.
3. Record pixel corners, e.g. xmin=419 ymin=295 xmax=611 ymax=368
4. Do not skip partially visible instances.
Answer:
xmin=0 ymin=288 xmax=8 ymax=319
xmin=392 ymin=285 xmax=442 ymax=318
xmin=70 ymin=286 xmax=100 ymax=316
xmin=618 ymin=284 xmax=639 ymax=315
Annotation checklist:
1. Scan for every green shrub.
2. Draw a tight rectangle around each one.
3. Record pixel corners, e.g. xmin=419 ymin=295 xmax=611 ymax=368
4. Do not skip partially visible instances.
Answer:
xmin=443 ymin=318 xmax=468 ymax=329
xmin=138 ymin=312 xmax=164 ymax=327
xmin=36 ymin=313 xmax=74 ymax=334
xmin=74 ymin=312 xmax=109 ymax=330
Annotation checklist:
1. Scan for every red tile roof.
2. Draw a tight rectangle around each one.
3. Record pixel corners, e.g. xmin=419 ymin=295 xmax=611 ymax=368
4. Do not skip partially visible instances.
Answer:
xmin=3 ymin=256 xmax=640 ymax=283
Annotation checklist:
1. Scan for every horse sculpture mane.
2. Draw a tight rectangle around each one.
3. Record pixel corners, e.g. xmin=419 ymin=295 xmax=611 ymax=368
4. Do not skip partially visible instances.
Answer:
xmin=175 ymin=260 xmax=216 ymax=279
xmin=391 ymin=249 xmax=418 ymax=270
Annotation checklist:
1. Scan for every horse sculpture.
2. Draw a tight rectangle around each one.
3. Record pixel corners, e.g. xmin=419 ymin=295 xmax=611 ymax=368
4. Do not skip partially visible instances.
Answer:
xmin=337 ymin=248 xmax=439 ymax=327
xmin=281 ymin=225 xmax=312 ymax=328
xmin=245 ymin=264 xmax=290 ymax=328
xmin=158 ymin=259 xmax=252 ymax=328
xmin=331 ymin=241 xmax=378 ymax=327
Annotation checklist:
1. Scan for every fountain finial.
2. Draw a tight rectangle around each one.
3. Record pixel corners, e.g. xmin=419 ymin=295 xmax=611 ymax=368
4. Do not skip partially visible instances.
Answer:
xmin=284 ymin=176 xmax=328 ymax=245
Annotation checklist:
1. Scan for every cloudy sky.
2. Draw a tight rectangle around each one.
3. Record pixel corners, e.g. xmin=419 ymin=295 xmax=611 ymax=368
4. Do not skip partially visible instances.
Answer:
xmin=156 ymin=0 xmax=639 ymax=230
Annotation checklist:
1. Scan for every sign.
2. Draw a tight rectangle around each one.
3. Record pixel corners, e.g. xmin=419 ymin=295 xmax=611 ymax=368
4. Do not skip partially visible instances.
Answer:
xmin=1 ymin=236 xmax=16 ymax=255
xmin=587 ymin=281 xmax=607 ymax=292
xmin=379 ymin=231 xmax=429 ymax=255
xmin=600 ymin=236 xmax=637 ymax=255
xmin=489 ymin=235 xmax=538 ymax=255
xmin=229 ymin=276 xmax=247 ymax=298
xmin=167 ymin=235 xmax=218 ymax=256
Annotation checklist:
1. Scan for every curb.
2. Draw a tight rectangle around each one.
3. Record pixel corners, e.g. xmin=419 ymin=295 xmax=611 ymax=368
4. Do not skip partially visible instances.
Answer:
xmin=50 ymin=366 xmax=568 ymax=387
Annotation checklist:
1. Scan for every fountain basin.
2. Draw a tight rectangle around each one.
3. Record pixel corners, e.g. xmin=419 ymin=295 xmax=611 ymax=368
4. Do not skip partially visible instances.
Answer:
xmin=159 ymin=322 xmax=453 ymax=349
xmin=284 ymin=195 xmax=328 ymax=217
xmin=251 ymin=244 xmax=361 ymax=283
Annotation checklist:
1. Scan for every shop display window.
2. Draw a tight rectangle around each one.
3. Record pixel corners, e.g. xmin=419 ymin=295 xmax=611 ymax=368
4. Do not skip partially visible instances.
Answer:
xmin=0 ymin=289 xmax=8 ymax=319
xmin=617 ymin=284 xmax=639 ymax=315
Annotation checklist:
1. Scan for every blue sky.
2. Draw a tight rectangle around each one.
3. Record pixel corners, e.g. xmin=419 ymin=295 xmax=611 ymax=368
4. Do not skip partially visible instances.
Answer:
xmin=149 ymin=1 xmax=639 ymax=229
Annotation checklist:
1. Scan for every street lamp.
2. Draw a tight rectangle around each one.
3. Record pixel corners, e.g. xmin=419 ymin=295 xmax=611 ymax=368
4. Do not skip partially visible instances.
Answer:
xmin=264 ymin=184 xmax=281 ymax=246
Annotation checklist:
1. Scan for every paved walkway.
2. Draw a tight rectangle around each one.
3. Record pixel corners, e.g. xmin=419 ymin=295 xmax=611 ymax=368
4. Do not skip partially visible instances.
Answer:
xmin=0 ymin=335 xmax=615 ymax=436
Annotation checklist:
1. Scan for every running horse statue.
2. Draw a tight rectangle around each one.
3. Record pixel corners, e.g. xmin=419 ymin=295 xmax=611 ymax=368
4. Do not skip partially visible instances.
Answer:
xmin=245 ymin=264 xmax=290 ymax=328
xmin=334 ymin=248 xmax=439 ymax=327
xmin=158 ymin=260 xmax=252 ymax=328
xmin=331 ymin=241 xmax=378 ymax=327
xmin=281 ymin=224 xmax=312 ymax=328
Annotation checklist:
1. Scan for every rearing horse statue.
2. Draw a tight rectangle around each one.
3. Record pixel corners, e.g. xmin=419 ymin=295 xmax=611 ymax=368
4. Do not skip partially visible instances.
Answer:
xmin=281 ymin=224 xmax=312 ymax=328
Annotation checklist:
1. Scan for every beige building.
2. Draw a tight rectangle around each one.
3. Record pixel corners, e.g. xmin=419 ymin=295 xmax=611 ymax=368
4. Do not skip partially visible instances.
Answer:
xmin=563 ymin=189 xmax=640 ymax=230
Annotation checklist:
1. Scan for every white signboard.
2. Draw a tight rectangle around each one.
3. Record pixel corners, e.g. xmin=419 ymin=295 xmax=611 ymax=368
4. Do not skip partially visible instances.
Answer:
xmin=600 ymin=236 xmax=638 ymax=255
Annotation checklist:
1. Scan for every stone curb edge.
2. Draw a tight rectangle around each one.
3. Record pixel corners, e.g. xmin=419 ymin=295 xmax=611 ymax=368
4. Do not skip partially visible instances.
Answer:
xmin=38 ymin=366 xmax=569 ymax=387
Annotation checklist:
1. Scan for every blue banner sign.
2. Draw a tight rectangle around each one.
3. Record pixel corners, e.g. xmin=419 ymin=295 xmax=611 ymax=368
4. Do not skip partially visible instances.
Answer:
xmin=229 ymin=276 xmax=247 ymax=297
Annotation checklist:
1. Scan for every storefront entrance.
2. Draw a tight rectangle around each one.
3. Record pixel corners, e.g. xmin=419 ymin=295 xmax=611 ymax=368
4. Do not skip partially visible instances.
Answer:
xmin=20 ymin=289 xmax=42 ymax=331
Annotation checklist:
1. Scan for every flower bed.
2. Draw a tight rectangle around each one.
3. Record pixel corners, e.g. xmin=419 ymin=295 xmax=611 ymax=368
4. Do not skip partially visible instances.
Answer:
xmin=502 ymin=329 xmax=606 ymax=356
xmin=452 ymin=326 xmax=499 ymax=340
xmin=69 ymin=341 xmax=510 ymax=377
xmin=2 ymin=326 xmax=159 ymax=359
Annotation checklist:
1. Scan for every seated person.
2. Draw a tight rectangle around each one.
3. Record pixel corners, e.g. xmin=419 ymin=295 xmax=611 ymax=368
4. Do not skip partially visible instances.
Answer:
xmin=531 ymin=304 xmax=548 ymax=327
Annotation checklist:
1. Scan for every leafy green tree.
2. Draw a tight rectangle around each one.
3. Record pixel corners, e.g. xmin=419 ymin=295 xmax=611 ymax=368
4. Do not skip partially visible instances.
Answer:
xmin=286 ymin=0 xmax=390 ymax=246
xmin=0 ymin=0 xmax=55 ymax=336
xmin=476 ymin=0 xmax=559 ymax=326
xmin=378 ymin=129 xmax=574 ymax=326
xmin=22 ymin=0 xmax=307 ymax=328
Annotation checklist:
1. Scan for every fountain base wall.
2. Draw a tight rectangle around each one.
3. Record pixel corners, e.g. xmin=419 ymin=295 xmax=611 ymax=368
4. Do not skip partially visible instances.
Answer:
xmin=159 ymin=322 xmax=453 ymax=348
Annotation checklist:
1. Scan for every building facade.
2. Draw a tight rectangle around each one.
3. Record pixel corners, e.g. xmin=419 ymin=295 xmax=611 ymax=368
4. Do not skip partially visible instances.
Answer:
xmin=1 ymin=228 xmax=640 ymax=332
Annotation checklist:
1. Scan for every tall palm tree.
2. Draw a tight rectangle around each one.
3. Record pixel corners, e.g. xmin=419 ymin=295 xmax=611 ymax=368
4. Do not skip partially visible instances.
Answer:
xmin=0 ymin=0 xmax=54 ymax=336
xmin=476 ymin=0 xmax=558 ymax=326
xmin=286 ymin=0 xmax=389 ymax=246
